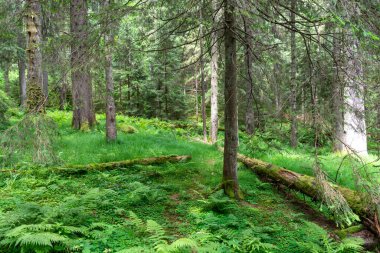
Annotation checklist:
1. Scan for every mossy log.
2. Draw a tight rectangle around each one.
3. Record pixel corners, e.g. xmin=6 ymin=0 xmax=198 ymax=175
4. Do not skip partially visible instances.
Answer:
xmin=0 ymin=155 xmax=191 ymax=175
xmin=54 ymin=155 xmax=192 ymax=175
xmin=237 ymin=152 xmax=380 ymax=237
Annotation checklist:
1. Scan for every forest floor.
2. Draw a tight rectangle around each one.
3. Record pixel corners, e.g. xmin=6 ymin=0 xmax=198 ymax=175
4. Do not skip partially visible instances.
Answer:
xmin=0 ymin=111 xmax=377 ymax=252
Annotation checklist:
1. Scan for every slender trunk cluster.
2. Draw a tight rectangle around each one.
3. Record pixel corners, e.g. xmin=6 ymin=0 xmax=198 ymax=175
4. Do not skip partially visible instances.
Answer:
xmin=26 ymin=0 xmax=45 ymax=113
xmin=223 ymin=0 xmax=240 ymax=199
xmin=70 ymin=0 xmax=95 ymax=129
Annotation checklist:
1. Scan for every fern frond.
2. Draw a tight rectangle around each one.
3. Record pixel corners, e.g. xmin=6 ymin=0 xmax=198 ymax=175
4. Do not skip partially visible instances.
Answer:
xmin=336 ymin=237 xmax=364 ymax=253
xmin=15 ymin=232 xmax=67 ymax=247
xmin=169 ymin=238 xmax=198 ymax=251
xmin=127 ymin=211 xmax=145 ymax=231
xmin=146 ymin=220 xmax=166 ymax=243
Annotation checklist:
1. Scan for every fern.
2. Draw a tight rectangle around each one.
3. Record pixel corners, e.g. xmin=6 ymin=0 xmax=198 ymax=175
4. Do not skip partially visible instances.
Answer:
xmin=169 ymin=238 xmax=198 ymax=251
xmin=127 ymin=211 xmax=145 ymax=233
xmin=146 ymin=219 xmax=167 ymax=246
xmin=298 ymin=235 xmax=364 ymax=253
xmin=15 ymin=232 xmax=67 ymax=247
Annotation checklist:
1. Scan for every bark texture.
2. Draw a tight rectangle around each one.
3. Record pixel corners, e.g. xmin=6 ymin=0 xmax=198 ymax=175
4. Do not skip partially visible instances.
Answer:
xmin=237 ymin=152 xmax=379 ymax=236
xmin=290 ymin=0 xmax=298 ymax=148
xmin=210 ymin=0 xmax=220 ymax=144
xmin=223 ymin=0 xmax=240 ymax=199
xmin=70 ymin=0 xmax=96 ymax=129
xmin=103 ymin=0 xmax=117 ymax=141
xmin=26 ymin=0 xmax=45 ymax=112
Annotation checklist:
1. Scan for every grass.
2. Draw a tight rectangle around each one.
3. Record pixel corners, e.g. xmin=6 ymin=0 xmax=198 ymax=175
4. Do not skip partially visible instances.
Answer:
xmin=0 ymin=111 xmax=373 ymax=252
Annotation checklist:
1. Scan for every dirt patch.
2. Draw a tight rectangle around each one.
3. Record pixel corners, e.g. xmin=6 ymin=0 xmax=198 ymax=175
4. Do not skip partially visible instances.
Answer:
xmin=170 ymin=193 xmax=181 ymax=205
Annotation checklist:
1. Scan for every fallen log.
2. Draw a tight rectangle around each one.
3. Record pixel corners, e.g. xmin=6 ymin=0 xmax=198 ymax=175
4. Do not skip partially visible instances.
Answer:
xmin=236 ymin=152 xmax=380 ymax=238
xmin=0 ymin=155 xmax=192 ymax=175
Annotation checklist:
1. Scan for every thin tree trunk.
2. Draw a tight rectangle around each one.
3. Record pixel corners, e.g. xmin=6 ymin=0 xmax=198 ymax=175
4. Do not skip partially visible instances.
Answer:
xmin=210 ymin=0 xmax=220 ymax=144
xmin=103 ymin=0 xmax=117 ymax=142
xmin=272 ymin=25 xmax=282 ymax=117
xmin=59 ymin=76 xmax=67 ymax=110
xmin=26 ymin=0 xmax=45 ymax=113
xmin=290 ymin=0 xmax=298 ymax=148
xmin=70 ymin=0 xmax=95 ymax=129
xmin=243 ymin=17 xmax=255 ymax=135
xmin=332 ymin=27 xmax=345 ymax=152
xmin=195 ymin=67 xmax=199 ymax=122
xmin=41 ymin=4 xmax=49 ymax=99
xmin=199 ymin=7 xmax=207 ymax=143
xmin=42 ymin=70 xmax=48 ymax=97
xmin=4 ymin=65 xmax=10 ymax=96
xmin=223 ymin=0 xmax=240 ymax=199
xmin=18 ymin=31 xmax=27 ymax=107
xmin=18 ymin=57 xmax=27 ymax=107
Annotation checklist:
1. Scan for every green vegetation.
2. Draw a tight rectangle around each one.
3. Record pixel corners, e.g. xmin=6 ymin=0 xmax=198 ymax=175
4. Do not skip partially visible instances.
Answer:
xmin=0 ymin=112 xmax=367 ymax=252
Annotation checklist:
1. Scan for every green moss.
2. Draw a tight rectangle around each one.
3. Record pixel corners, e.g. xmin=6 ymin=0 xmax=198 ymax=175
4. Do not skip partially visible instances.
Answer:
xmin=335 ymin=225 xmax=364 ymax=238
xmin=118 ymin=123 xmax=137 ymax=134
xmin=26 ymin=82 xmax=45 ymax=113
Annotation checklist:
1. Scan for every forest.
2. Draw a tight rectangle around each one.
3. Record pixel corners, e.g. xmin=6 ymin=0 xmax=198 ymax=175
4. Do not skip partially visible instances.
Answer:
xmin=0 ymin=0 xmax=379 ymax=252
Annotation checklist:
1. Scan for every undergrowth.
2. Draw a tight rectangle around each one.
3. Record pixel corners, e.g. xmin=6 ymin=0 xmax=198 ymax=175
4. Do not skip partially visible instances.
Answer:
xmin=0 ymin=111 xmax=372 ymax=252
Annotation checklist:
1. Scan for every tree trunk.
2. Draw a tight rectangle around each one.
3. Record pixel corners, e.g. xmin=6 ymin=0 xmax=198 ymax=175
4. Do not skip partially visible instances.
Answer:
xmin=195 ymin=67 xmax=199 ymax=122
xmin=42 ymin=70 xmax=48 ymax=98
xmin=271 ymin=24 xmax=282 ymax=117
xmin=41 ymin=4 xmax=49 ymax=99
xmin=59 ymin=76 xmax=67 ymax=110
xmin=210 ymin=0 xmax=220 ymax=144
xmin=4 ymin=65 xmax=10 ymax=96
xmin=341 ymin=1 xmax=367 ymax=155
xmin=237 ymin=152 xmax=380 ymax=237
xmin=18 ymin=43 xmax=27 ymax=107
xmin=223 ymin=0 xmax=240 ymax=199
xmin=332 ymin=28 xmax=345 ymax=153
xmin=18 ymin=60 xmax=27 ymax=107
xmin=103 ymin=0 xmax=117 ymax=142
xmin=199 ymin=8 xmax=207 ymax=143
xmin=70 ymin=0 xmax=95 ymax=129
xmin=290 ymin=0 xmax=298 ymax=148
xmin=26 ymin=0 xmax=45 ymax=113
xmin=243 ymin=17 xmax=255 ymax=135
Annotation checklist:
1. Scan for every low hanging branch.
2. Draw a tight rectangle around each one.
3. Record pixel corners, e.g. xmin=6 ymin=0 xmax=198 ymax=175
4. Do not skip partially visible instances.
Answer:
xmin=0 ymin=155 xmax=192 ymax=175
xmin=236 ymin=152 xmax=380 ymax=237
